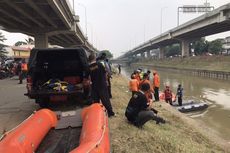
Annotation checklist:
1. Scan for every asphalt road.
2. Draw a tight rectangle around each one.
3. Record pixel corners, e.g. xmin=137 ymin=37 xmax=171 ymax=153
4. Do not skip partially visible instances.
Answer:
xmin=0 ymin=77 xmax=39 ymax=135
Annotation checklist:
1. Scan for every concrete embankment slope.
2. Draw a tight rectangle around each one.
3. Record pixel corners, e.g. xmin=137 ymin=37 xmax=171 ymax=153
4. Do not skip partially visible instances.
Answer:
xmin=137 ymin=56 xmax=230 ymax=72
xmin=132 ymin=56 xmax=230 ymax=80
xmin=109 ymin=75 xmax=229 ymax=153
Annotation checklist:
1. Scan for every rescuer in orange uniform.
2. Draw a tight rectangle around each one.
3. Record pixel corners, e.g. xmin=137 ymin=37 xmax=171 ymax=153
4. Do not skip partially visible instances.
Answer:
xmin=19 ymin=59 xmax=28 ymax=84
xmin=139 ymin=73 xmax=154 ymax=103
xmin=129 ymin=74 xmax=139 ymax=96
xmin=153 ymin=71 xmax=160 ymax=101
xmin=134 ymin=70 xmax=141 ymax=83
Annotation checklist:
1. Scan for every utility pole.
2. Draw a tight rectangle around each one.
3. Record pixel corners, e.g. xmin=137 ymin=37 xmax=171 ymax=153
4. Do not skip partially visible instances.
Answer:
xmin=161 ymin=7 xmax=167 ymax=33
xmin=72 ymin=0 xmax=75 ymax=15
xmin=144 ymin=25 xmax=146 ymax=42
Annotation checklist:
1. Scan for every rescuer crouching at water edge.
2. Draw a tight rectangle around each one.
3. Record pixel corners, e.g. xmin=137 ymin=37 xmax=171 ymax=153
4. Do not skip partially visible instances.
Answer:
xmin=125 ymin=83 xmax=166 ymax=128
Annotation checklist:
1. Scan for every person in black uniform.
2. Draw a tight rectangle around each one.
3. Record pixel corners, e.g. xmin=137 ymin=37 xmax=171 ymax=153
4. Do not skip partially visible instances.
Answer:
xmin=125 ymin=83 xmax=165 ymax=128
xmin=118 ymin=64 xmax=121 ymax=74
xmin=176 ymin=84 xmax=183 ymax=106
xmin=97 ymin=53 xmax=113 ymax=98
xmin=88 ymin=53 xmax=115 ymax=117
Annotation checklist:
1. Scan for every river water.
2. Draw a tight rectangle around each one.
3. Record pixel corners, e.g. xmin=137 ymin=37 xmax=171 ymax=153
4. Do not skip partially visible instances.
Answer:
xmin=121 ymin=66 xmax=230 ymax=141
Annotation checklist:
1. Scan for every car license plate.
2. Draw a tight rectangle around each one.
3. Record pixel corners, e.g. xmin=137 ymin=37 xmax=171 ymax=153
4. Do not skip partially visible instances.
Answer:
xmin=50 ymin=95 xmax=67 ymax=102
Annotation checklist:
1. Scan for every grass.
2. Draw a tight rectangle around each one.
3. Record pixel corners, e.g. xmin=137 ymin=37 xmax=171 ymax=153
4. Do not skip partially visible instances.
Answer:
xmin=139 ymin=55 xmax=230 ymax=72
xmin=109 ymin=75 xmax=228 ymax=153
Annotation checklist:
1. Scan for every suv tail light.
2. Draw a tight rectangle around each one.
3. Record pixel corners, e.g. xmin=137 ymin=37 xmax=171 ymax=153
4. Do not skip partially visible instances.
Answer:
xmin=26 ymin=76 xmax=32 ymax=92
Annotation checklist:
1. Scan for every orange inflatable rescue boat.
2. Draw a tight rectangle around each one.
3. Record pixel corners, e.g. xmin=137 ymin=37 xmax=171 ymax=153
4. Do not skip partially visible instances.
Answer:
xmin=70 ymin=103 xmax=110 ymax=153
xmin=0 ymin=109 xmax=57 ymax=153
xmin=0 ymin=103 xmax=110 ymax=153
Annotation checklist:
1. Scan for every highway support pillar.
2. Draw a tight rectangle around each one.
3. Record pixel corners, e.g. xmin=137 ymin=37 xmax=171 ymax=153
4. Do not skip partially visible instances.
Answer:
xmin=35 ymin=33 xmax=48 ymax=48
xmin=181 ymin=40 xmax=190 ymax=57
xmin=146 ymin=51 xmax=151 ymax=58
xmin=142 ymin=52 xmax=146 ymax=58
xmin=159 ymin=47 xmax=164 ymax=59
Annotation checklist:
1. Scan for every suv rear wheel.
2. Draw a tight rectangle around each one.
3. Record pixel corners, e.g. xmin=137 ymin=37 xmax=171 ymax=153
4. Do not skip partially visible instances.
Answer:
xmin=35 ymin=98 xmax=49 ymax=108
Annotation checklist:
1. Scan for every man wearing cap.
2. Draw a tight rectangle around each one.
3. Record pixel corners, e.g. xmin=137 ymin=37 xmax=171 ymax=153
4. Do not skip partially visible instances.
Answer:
xmin=97 ymin=53 xmax=113 ymax=98
xmin=125 ymin=83 xmax=165 ymax=128
xmin=88 ymin=53 xmax=115 ymax=117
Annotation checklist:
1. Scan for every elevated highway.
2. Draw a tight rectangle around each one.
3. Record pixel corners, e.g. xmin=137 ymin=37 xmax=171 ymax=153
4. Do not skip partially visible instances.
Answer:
xmin=0 ymin=0 xmax=96 ymax=52
xmin=119 ymin=3 xmax=230 ymax=60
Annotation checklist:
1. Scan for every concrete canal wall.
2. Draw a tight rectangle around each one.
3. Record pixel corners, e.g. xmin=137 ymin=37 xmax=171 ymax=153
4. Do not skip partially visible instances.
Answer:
xmin=132 ymin=63 xmax=230 ymax=80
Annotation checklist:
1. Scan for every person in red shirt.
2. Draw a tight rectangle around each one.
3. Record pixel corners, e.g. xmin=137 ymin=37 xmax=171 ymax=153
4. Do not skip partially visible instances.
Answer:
xmin=164 ymin=85 xmax=173 ymax=105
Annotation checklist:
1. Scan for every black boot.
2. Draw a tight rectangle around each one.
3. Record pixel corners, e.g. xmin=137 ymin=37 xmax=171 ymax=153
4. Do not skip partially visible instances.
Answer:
xmin=155 ymin=117 xmax=166 ymax=124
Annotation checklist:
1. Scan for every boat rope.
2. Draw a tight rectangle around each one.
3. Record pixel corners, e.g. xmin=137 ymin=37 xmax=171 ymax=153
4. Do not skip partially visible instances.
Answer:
xmin=0 ymin=111 xmax=35 ymax=141
xmin=86 ymin=108 xmax=107 ymax=153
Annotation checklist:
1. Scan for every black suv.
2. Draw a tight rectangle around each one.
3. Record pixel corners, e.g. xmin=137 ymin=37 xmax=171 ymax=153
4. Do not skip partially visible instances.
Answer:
xmin=25 ymin=48 xmax=90 ymax=107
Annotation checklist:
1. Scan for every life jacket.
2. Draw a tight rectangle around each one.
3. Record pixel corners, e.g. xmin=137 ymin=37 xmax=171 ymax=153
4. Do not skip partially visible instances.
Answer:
xmin=135 ymin=74 xmax=141 ymax=83
xmin=129 ymin=79 xmax=139 ymax=92
xmin=21 ymin=63 xmax=28 ymax=71
xmin=153 ymin=74 xmax=160 ymax=88
xmin=139 ymin=72 xmax=144 ymax=80
xmin=139 ymin=79 xmax=153 ymax=103
xmin=164 ymin=89 xmax=172 ymax=99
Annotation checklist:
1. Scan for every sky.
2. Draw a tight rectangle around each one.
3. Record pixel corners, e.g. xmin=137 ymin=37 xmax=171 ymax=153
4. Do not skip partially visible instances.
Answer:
xmin=1 ymin=0 xmax=230 ymax=58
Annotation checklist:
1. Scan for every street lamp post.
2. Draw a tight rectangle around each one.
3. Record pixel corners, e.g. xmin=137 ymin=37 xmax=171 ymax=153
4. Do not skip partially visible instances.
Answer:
xmin=160 ymin=7 xmax=167 ymax=34
xmin=78 ymin=3 xmax=88 ymax=39
xmin=72 ymin=0 xmax=75 ymax=15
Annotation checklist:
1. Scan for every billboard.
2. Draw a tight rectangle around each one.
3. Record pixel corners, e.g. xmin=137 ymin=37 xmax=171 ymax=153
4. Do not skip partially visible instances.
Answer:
xmin=180 ymin=3 xmax=214 ymax=13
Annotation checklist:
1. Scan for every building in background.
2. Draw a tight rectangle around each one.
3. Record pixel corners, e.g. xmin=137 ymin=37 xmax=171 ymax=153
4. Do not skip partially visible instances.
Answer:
xmin=223 ymin=36 xmax=230 ymax=55
xmin=11 ymin=45 xmax=32 ymax=60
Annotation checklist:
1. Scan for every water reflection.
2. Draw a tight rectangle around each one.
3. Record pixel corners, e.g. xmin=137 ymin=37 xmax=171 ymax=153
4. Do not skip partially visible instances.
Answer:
xmin=121 ymin=66 xmax=230 ymax=140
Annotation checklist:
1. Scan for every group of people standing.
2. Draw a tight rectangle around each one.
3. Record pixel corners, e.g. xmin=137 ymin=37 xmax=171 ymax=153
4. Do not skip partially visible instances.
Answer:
xmin=129 ymin=68 xmax=160 ymax=101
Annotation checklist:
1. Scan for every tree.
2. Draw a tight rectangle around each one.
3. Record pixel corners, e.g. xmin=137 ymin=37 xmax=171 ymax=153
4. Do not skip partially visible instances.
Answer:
xmin=14 ymin=41 xmax=27 ymax=46
xmin=0 ymin=32 xmax=7 ymax=59
xmin=165 ymin=44 xmax=180 ymax=57
xmin=191 ymin=38 xmax=209 ymax=55
xmin=14 ymin=37 xmax=34 ymax=46
xmin=208 ymin=39 xmax=223 ymax=54
xmin=25 ymin=37 xmax=34 ymax=45
xmin=100 ymin=50 xmax=113 ymax=59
